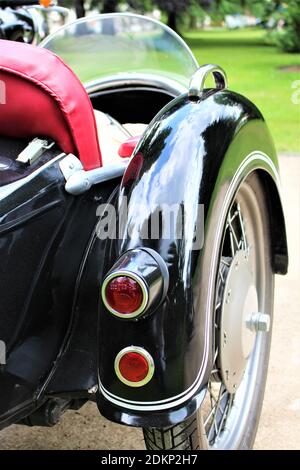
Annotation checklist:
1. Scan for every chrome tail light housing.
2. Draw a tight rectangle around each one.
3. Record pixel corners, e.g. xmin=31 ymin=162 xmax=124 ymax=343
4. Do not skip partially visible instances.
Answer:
xmin=101 ymin=247 xmax=169 ymax=319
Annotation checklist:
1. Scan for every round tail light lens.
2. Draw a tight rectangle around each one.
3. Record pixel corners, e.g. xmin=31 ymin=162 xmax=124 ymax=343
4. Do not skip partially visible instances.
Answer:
xmin=115 ymin=347 xmax=154 ymax=387
xmin=102 ymin=273 xmax=148 ymax=318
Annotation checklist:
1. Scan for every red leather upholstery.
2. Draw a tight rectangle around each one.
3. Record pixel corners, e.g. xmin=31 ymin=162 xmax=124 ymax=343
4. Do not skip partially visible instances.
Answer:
xmin=0 ymin=40 xmax=102 ymax=170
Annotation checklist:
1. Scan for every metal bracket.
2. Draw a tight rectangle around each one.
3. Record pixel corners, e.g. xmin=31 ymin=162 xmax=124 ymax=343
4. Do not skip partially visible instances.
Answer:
xmin=59 ymin=154 xmax=129 ymax=196
xmin=188 ymin=64 xmax=228 ymax=101
xmin=59 ymin=153 xmax=84 ymax=180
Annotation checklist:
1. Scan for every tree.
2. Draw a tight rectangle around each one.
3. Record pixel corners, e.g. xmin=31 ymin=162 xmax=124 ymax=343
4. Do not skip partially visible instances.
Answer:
xmin=102 ymin=0 xmax=119 ymax=13
xmin=57 ymin=0 xmax=85 ymax=18
xmin=274 ymin=0 xmax=300 ymax=52
xmin=127 ymin=0 xmax=153 ymax=14
xmin=153 ymin=0 xmax=191 ymax=33
xmin=152 ymin=1 xmax=216 ymax=33
xmin=74 ymin=0 xmax=85 ymax=17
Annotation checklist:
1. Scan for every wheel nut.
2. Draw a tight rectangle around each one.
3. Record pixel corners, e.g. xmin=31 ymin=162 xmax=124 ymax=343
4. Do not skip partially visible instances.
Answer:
xmin=246 ymin=312 xmax=270 ymax=333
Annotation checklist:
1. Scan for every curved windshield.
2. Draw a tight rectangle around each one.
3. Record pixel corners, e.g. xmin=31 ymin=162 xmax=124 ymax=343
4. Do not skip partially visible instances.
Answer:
xmin=41 ymin=13 xmax=198 ymax=92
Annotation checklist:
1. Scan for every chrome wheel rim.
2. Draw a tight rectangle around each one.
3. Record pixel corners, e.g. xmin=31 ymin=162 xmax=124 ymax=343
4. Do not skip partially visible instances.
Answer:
xmin=199 ymin=178 xmax=270 ymax=449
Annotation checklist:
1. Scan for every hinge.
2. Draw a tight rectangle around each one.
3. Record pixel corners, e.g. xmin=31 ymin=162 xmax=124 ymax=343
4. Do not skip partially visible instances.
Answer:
xmin=16 ymin=138 xmax=55 ymax=165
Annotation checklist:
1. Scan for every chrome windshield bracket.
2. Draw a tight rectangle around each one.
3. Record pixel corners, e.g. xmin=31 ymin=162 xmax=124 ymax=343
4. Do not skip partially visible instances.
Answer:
xmin=188 ymin=64 xmax=228 ymax=101
xmin=59 ymin=154 xmax=128 ymax=196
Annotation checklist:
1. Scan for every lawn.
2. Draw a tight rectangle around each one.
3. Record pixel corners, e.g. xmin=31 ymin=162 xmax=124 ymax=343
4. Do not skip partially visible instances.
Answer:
xmin=185 ymin=28 xmax=300 ymax=153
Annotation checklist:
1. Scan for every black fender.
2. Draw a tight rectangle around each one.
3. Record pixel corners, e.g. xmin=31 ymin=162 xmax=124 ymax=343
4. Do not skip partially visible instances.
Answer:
xmin=97 ymin=89 xmax=288 ymax=427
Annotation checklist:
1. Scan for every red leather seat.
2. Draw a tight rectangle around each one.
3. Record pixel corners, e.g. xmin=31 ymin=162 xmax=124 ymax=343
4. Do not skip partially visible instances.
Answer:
xmin=0 ymin=40 xmax=102 ymax=170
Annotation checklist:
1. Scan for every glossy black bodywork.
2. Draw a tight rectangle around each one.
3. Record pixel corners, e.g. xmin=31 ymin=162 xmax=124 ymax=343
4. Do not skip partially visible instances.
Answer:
xmin=95 ymin=89 xmax=288 ymax=422
xmin=0 ymin=87 xmax=288 ymax=431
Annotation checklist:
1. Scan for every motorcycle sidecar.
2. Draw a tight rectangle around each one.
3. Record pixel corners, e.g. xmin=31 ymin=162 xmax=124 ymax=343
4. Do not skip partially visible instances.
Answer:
xmin=0 ymin=14 xmax=288 ymax=450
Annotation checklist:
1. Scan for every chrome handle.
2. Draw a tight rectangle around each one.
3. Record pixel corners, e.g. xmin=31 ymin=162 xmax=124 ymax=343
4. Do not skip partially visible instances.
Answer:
xmin=188 ymin=64 xmax=228 ymax=100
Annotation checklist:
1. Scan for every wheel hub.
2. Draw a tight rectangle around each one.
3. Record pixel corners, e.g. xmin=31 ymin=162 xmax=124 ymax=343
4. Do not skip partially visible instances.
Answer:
xmin=219 ymin=250 xmax=266 ymax=394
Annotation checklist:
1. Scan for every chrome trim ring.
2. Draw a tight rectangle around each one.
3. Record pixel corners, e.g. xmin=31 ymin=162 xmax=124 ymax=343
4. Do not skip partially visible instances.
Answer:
xmin=114 ymin=346 xmax=155 ymax=387
xmin=101 ymin=270 xmax=149 ymax=319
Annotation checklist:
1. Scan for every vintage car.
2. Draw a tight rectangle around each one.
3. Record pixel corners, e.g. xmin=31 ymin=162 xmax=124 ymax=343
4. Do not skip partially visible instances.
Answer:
xmin=0 ymin=13 xmax=288 ymax=450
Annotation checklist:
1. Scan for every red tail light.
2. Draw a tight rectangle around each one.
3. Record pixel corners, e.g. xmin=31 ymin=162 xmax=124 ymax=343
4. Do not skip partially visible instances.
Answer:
xmin=102 ymin=273 xmax=148 ymax=318
xmin=101 ymin=248 xmax=169 ymax=319
xmin=115 ymin=347 xmax=154 ymax=387
xmin=105 ymin=276 xmax=143 ymax=314
xmin=119 ymin=352 xmax=149 ymax=382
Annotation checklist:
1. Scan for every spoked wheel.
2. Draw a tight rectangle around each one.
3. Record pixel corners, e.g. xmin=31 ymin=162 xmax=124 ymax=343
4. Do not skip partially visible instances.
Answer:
xmin=143 ymin=173 xmax=274 ymax=450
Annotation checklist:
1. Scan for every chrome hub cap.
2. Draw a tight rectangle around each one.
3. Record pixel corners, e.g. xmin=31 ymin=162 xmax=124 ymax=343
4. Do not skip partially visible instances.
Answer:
xmin=220 ymin=250 xmax=260 ymax=393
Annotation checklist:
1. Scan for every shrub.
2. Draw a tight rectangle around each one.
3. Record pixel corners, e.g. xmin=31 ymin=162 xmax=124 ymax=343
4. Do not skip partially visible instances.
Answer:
xmin=275 ymin=0 xmax=300 ymax=53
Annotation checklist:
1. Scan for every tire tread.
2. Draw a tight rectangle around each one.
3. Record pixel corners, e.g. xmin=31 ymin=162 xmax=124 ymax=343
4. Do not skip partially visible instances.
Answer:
xmin=143 ymin=416 xmax=197 ymax=450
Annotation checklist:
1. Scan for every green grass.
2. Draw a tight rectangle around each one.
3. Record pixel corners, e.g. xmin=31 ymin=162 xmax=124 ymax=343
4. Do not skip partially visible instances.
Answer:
xmin=185 ymin=28 xmax=300 ymax=153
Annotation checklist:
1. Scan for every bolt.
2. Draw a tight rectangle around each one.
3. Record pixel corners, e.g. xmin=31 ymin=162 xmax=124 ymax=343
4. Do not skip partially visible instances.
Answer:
xmin=246 ymin=312 xmax=270 ymax=333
